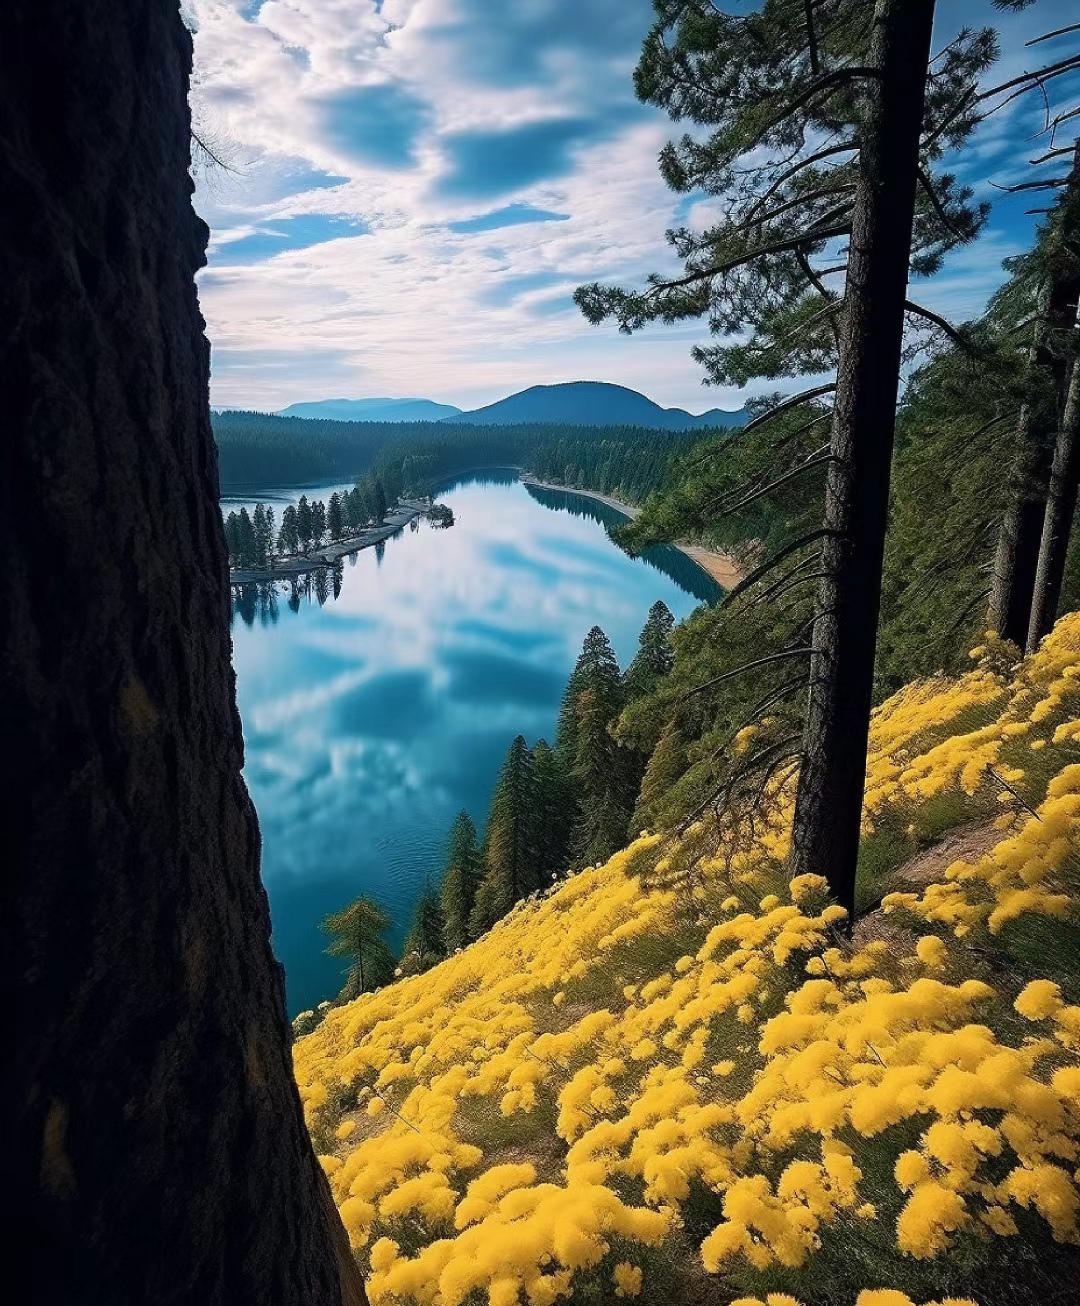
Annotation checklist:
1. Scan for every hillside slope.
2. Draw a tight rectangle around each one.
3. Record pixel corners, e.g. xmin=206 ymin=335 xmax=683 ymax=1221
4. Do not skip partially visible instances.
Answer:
xmin=295 ymin=616 xmax=1080 ymax=1306
xmin=451 ymin=382 xmax=747 ymax=430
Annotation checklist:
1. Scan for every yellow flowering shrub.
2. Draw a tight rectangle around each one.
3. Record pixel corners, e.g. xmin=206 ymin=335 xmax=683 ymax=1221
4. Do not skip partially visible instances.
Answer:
xmin=294 ymin=614 xmax=1080 ymax=1305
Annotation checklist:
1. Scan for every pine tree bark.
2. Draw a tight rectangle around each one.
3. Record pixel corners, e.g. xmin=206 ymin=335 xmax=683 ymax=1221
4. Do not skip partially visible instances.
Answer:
xmin=790 ymin=0 xmax=937 ymax=918
xmin=1027 ymin=356 xmax=1080 ymax=650
xmin=2 ymin=2 xmax=364 ymax=1303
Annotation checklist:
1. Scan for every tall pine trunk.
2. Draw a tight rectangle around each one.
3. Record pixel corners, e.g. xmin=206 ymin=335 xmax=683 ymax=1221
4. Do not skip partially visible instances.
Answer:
xmin=987 ymin=290 xmax=1060 ymax=646
xmin=1027 ymin=356 xmax=1080 ymax=650
xmin=3 ymin=2 xmax=363 ymax=1302
xmin=1025 ymin=145 xmax=1080 ymax=651
xmin=790 ymin=0 xmax=936 ymax=918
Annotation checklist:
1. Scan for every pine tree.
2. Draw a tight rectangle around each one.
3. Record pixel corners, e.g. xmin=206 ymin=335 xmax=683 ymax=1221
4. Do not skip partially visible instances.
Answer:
xmin=1020 ymin=144 xmax=1080 ymax=649
xmin=296 ymin=494 xmax=313 ymax=551
xmin=558 ymin=627 xmax=635 ymax=868
xmin=401 ymin=883 xmax=446 ymax=976
xmin=372 ymin=479 xmax=388 ymax=523
xmin=235 ymin=506 xmax=257 ymax=568
xmin=328 ymin=491 xmax=344 ymax=541
xmin=624 ymin=601 xmax=675 ymax=700
xmin=633 ymin=720 xmax=690 ymax=835
xmin=470 ymin=735 xmax=537 ymax=935
xmin=530 ymin=739 xmax=571 ymax=886
xmin=1030 ymin=352 xmax=1080 ymax=649
xmin=277 ymin=504 xmax=299 ymax=556
xmin=252 ymin=503 xmax=271 ymax=567
xmin=575 ymin=0 xmax=1044 ymax=916
xmin=440 ymin=810 xmax=483 ymax=952
xmin=223 ymin=510 xmax=241 ymax=564
xmin=311 ymin=499 xmax=327 ymax=547
xmin=321 ymin=895 xmax=396 ymax=1001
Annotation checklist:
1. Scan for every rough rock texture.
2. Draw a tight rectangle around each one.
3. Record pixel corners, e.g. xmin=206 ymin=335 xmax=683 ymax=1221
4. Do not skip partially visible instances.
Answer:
xmin=1 ymin=3 xmax=363 ymax=1302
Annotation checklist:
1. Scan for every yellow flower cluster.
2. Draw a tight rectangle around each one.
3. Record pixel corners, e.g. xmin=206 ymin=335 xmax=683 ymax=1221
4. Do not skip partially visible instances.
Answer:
xmin=294 ymin=615 xmax=1080 ymax=1305
xmin=730 ymin=1296 xmax=978 ymax=1306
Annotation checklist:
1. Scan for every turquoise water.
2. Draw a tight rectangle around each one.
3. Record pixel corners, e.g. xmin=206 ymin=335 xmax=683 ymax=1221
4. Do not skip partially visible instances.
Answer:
xmin=225 ymin=472 xmax=719 ymax=1014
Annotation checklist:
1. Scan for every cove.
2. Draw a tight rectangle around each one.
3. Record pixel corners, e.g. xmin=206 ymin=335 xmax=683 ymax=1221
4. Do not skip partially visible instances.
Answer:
xmin=224 ymin=471 xmax=720 ymax=1014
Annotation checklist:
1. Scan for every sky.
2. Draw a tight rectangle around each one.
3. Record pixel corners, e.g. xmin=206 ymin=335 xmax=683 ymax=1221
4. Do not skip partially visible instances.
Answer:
xmin=187 ymin=0 xmax=1078 ymax=414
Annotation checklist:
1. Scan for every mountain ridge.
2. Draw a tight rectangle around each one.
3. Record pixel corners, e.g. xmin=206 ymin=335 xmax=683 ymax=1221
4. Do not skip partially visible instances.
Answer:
xmin=275 ymin=382 xmax=746 ymax=430
xmin=279 ymin=397 xmax=463 ymax=423
xmin=448 ymin=381 xmax=746 ymax=430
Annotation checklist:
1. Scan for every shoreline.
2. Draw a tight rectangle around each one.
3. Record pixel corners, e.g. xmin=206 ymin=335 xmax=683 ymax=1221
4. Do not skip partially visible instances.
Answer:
xmin=519 ymin=476 xmax=744 ymax=591
xmin=229 ymin=500 xmax=427 ymax=583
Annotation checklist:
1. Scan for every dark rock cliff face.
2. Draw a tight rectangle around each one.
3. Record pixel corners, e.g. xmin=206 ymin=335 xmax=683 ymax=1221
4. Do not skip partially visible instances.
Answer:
xmin=2 ymin=3 xmax=363 ymax=1302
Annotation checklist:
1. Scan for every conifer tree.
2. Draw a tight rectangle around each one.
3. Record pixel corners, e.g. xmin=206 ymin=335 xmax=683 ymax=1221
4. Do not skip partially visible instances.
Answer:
xmin=265 ymin=506 xmax=276 ymax=558
xmin=328 ymin=491 xmax=344 ymax=541
xmin=321 ymin=895 xmax=396 ymax=1001
xmin=557 ymin=627 xmax=635 ymax=868
xmin=235 ymin=506 xmax=257 ymax=568
xmin=624 ymin=601 xmax=675 ymax=700
xmin=530 ymin=739 xmax=572 ymax=886
xmin=311 ymin=499 xmax=327 ymax=547
xmin=277 ymin=504 xmax=299 ymax=556
xmin=440 ymin=810 xmax=483 ymax=951
xmin=470 ymin=735 xmax=537 ymax=935
xmin=372 ymin=479 xmax=388 ymax=523
xmin=223 ymin=510 xmax=242 ymax=564
xmin=1030 ymin=353 xmax=1080 ymax=648
xmin=297 ymin=494 xmax=313 ymax=551
xmin=576 ymin=0 xmax=1050 ymax=915
xmin=1020 ymin=143 xmax=1080 ymax=649
xmin=252 ymin=502 xmax=271 ymax=568
xmin=401 ymin=883 xmax=446 ymax=975
xmin=633 ymin=720 xmax=690 ymax=835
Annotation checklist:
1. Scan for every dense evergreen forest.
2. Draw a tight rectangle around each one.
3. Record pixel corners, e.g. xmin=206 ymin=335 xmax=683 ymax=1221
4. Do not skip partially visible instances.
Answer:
xmin=213 ymin=409 xmax=702 ymax=505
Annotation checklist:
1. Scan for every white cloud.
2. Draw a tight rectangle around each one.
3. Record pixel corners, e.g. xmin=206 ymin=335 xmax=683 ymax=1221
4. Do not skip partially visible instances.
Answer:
xmin=190 ymin=0 xmax=1075 ymax=413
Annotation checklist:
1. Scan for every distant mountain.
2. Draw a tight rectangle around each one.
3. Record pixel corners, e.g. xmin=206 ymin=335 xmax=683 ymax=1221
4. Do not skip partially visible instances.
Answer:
xmin=448 ymin=382 xmax=746 ymax=430
xmin=279 ymin=397 xmax=463 ymax=423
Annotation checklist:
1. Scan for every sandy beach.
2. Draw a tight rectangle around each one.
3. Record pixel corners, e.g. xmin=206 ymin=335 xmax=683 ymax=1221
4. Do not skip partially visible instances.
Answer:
xmin=520 ymin=476 xmax=743 ymax=591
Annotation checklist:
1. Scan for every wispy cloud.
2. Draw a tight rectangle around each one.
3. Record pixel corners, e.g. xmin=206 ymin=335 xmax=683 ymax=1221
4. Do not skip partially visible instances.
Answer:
xmin=189 ymin=0 xmax=1076 ymax=412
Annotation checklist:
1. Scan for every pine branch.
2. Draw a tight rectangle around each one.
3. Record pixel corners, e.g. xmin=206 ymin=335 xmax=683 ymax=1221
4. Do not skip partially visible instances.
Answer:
xmin=916 ymin=166 xmax=967 ymax=242
xmin=739 ymin=184 xmax=856 ymax=232
xmin=740 ymin=383 xmax=837 ymax=437
xmin=989 ymin=176 xmax=1070 ymax=194
xmin=713 ymin=448 xmax=832 ymax=518
xmin=1027 ymin=24 xmax=1080 ymax=47
xmin=903 ymin=300 xmax=984 ymax=355
xmin=722 ymin=527 xmax=839 ymax=609
xmin=742 ymin=141 xmax=858 ymax=224
xmin=642 ymin=222 xmax=853 ymax=299
xmin=748 ymin=66 xmax=880 ymax=148
xmin=681 ymin=648 xmax=814 ymax=702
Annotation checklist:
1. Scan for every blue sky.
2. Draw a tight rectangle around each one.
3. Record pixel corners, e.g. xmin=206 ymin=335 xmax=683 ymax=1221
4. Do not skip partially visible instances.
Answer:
xmin=188 ymin=1 xmax=1078 ymax=413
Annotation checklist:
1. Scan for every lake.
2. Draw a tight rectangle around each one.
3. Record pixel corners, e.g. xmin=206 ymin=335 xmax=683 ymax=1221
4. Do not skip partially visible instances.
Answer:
xmin=223 ymin=471 xmax=720 ymax=1014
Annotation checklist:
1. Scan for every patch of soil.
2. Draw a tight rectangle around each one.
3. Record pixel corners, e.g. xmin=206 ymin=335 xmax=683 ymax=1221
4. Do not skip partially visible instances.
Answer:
xmin=892 ymin=819 xmax=1002 ymax=887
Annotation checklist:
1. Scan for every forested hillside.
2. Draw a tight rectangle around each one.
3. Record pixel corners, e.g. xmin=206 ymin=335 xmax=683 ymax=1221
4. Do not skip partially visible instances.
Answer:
xmin=213 ymin=408 xmax=704 ymax=505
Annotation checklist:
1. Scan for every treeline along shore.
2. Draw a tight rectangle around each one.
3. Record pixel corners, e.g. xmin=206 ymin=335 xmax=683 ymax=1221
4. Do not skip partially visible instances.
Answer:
xmin=227 ymin=500 xmax=428 ymax=582
xmin=223 ymin=476 xmax=455 ymax=583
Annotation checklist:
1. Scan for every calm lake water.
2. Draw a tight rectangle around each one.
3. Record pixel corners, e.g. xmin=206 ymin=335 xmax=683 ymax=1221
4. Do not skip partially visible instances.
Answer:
xmin=223 ymin=471 xmax=719 ymax=1014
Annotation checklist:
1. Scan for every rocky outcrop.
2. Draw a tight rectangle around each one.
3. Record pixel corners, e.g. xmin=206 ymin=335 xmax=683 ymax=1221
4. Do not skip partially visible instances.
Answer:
xmin=2 ymin=2 xmax=363 ymax=1302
